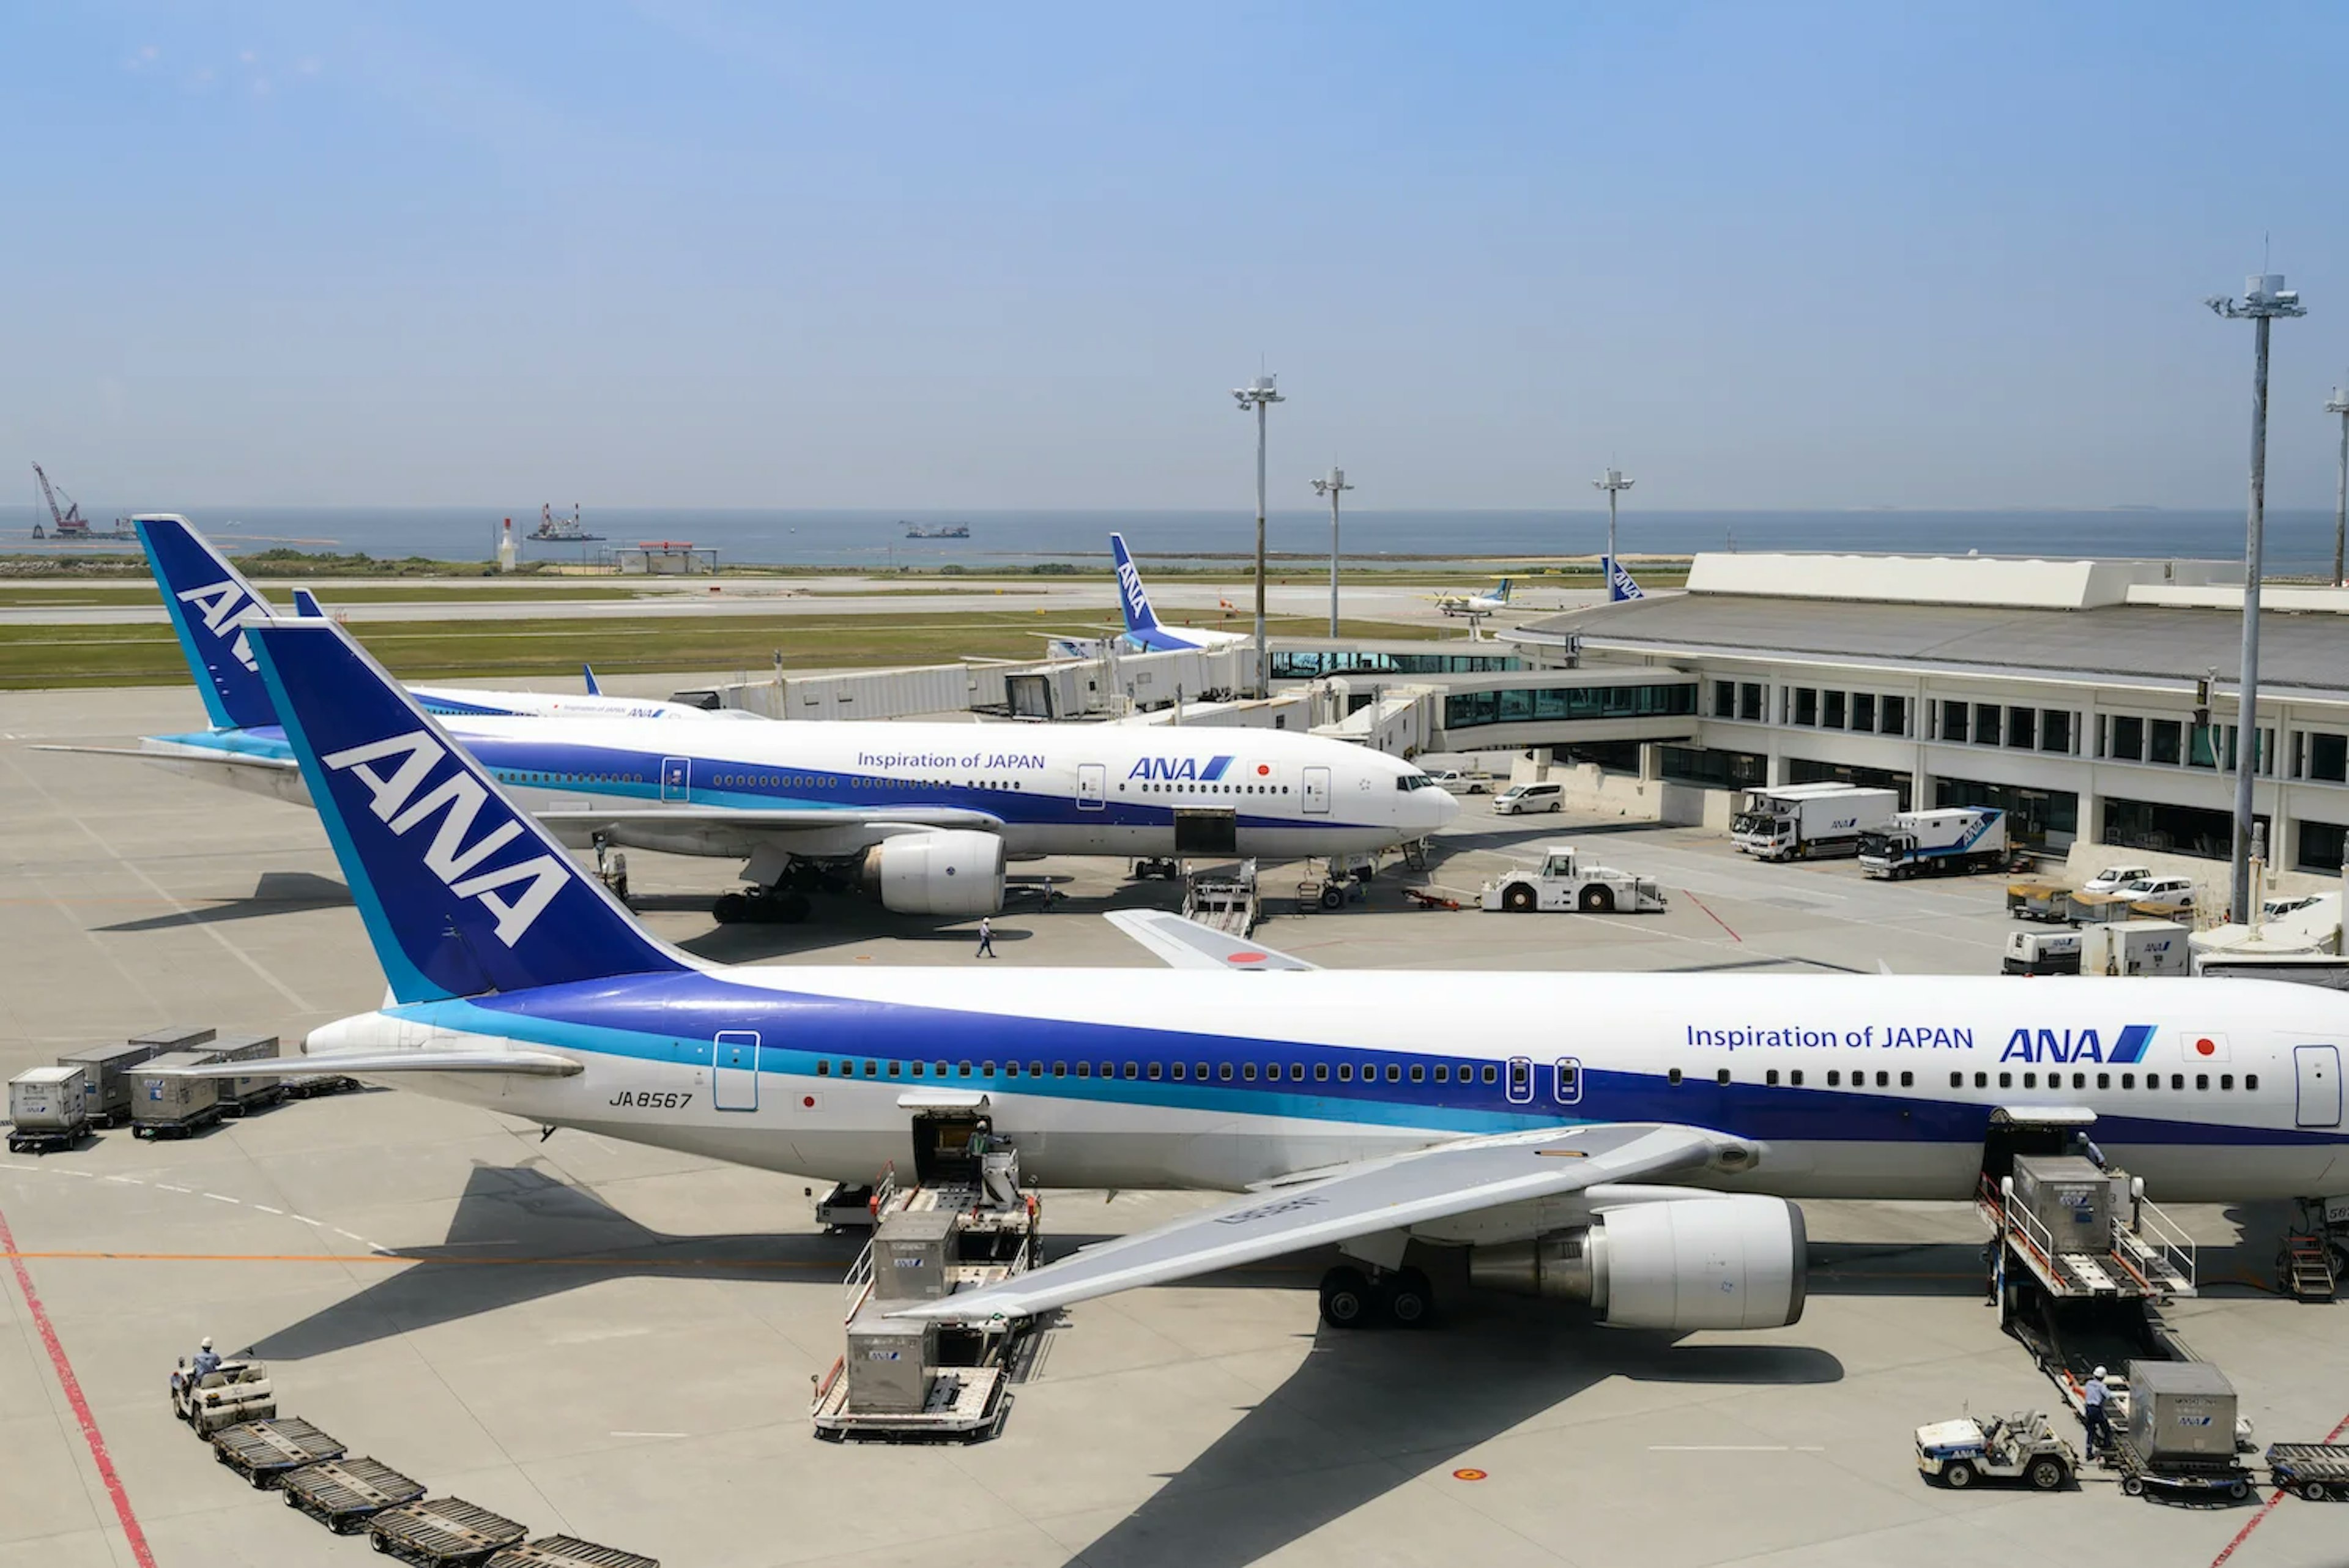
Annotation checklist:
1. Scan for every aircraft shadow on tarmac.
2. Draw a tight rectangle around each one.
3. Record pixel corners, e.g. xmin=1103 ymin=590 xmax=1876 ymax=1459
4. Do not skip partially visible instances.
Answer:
xmin=99 ymin=870 xmax=353 ymax=932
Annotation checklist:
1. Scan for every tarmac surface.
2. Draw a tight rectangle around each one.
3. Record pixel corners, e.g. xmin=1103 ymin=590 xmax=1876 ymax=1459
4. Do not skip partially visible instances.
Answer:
xmin=2 ymin=685 xmax=2346 ymax=1568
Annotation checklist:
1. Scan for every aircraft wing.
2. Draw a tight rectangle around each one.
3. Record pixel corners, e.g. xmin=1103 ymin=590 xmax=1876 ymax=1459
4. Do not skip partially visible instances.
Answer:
xmin=144 ymin=1050 xmax=584 ymax=1078
xmin=890 ymin=1122 xmax=1748 ymax=1322
xmin=1104 ymin=910 xmax=1319 ymax=971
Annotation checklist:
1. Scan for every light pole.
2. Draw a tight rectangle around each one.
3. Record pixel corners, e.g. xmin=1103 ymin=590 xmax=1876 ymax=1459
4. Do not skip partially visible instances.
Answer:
xmin=1593 ymin=467 xmax=1635 ymax=592
xmin=2328 ymin=382 xmax=2348 ymax=587
xmin=1311 ymin=466 xmax=1353 ymax=637
xmin=1233 ymin=374 xmax=1284 ymax=696
xmin=2206 ymin=273 xmax=2307 ymax=924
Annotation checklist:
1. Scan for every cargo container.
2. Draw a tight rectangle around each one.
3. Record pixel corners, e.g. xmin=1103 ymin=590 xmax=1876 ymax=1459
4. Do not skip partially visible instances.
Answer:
xmin=2126 ymin=1360 xmax=2240 ymax=1462
xmin=870 ymin=1209 xmax=957 ymax=1302
xmin=8 ymin=1066 xmax=91 ymax=1153
xmin=57 ymin=1036 xmax=190 ymax=1126
xmin=210 ymin=1034 xmax=284 ymax=1115
xmin=132 ymin=1052 xmax=226 ymax=1139
xmin=2080 ymin=920 xmax=2190 ymax=978
xmin=2010 ymin=1156 xmax=2117 ymax=1255
xmin=844 ymin=1305 xmax=936 ymax=1413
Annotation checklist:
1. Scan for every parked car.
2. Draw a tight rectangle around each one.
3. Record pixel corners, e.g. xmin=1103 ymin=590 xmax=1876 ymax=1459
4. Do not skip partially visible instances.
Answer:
xmin=1491 ymin=782 xmax=1565 ymax=816
xmin=2129 ymin=878 xmax=2199 ymax=918
xmin=2082 ymin=864 xmax=2154 ymax=893
xmin=1425 ymin=770 xmax=1492 ymax=795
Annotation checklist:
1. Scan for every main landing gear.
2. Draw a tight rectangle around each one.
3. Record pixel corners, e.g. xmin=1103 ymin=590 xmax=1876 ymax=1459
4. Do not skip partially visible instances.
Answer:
xmin=712 ymin=888 xmax=812 ymax=924
xmin=1318 ymin=1265 xmax=1435 ymax=1329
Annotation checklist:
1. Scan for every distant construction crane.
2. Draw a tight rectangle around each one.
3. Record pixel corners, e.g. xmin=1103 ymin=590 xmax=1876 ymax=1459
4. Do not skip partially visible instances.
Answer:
xmin=29 ymin=463 xmax=132 ymax=541
xmin=31 ymin=463 xmax=87 ymax=539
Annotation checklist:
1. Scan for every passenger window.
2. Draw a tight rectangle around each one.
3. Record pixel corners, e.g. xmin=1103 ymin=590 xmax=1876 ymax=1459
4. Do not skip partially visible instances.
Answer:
xmin=2146 ymin=1074 xmax=2158 ymax=1091
xmin=1004 ymin=1061 xmax=1020 ymax=1078
xmin=1123 ymin=1063 xmax=1138 ymax=1080
xmin=1077 ymin=1062 xmax=1091 ymax=1079
xmin=1716 ymin=1069 xmax=1731 ymax=1085
xmin=1975 ymin=1072 xmax=1988 ymax=1088
xmin=1998 ymin=1072 xmax=2012 ymax=1089
xmin=1481 ymin=1065 xmax=1498 ymax=1084
xmin=2121 ymin=1072 xmax=2134 ymax=1088
xmin=1053 ymin=1061 xmax=1067 ymax=1077
xmin=909 ymin=1062 xmax=925 ymax=1077
xmin=981 ymin=1061 xmax=995 ymax=1077
xmin=1386 ymin=1064 xmax=1401 ymax=1083
xmin=2221 ymin=1074 xmax=2232 ymax=1091
xmin=2171 ymin=1074 xmax=2184 ymax=1090
xmin=958 ymin=1061 xmax=973 ymax=1077
xmin=1668 ymin=1068 xmax=1683 ymax=1085
xmin=1948 ymin=1072 xmax=1961 ymax=1089
xmin=2072 ymin=1072 xmax=2086 ymax=1090
xmin=1434 ymin=1065 xmax=1449 ymax=1083
xmin=1410 ymin=1065 xmax=1425 ymax=1083
xmin=1195 ymin=1061 xmax=1208 ymax=1081
xmin=1828 ymin=1070 xmax=1841 ymax=1087
xmin=2247 ymin=1074 xmax=2259 ymax=1090
xmin=2195 ymin=1074 xmax=2208 ymax=1091
xmin=1291 ymin=1065 xmax=1305 ymax=1082
xmin=864 ymin=1061 xmax=878 ymax=1077
xmin=888 ymin=1061 xmax=902 ymax=1078
xmin=1219 ymin=1064 xmax=1234 ymax=1082
xmin=816 ymin=1060 xmax=829 ymax=1077
xmin=1170 ymin=1063 xmax=1186 ymax=1081
xmin=1790 ymin=1069 xmax=1803 ymax=1087
xmin=1458 ymin=1063 xmax=1474 ymax=1080
xmin=2097 ymin=1072 xmax=2110 ymax=1089
xmin=933 ymin=1062 xmax=947 ymax=1077
xmin=1900 ymin=1071 xmax=1913 ymax=1088
xmin=1877 ymin=1071 xmax=1891 ymax=1088
xmin=1099 ymin=1063 xmax=1112 ymax=1079
xmin=1242 ymin=1064 xmax=1256 ymax=1082
xmin=2024 ymin=1072 xmax=2036 ymax=1089
xmin=1339 ymin=1064 xmax=1353 ymax=1082
xmin=1766 ymin=1069 xmax=1780 ymax=1087
xmin=1315 ymin=1063 xmax=1329 ymax=1082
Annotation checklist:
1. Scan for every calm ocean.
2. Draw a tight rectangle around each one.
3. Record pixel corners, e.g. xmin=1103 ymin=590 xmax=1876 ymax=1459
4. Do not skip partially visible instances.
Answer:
xmin=6 ymin=506 xmax=2340 ymax=578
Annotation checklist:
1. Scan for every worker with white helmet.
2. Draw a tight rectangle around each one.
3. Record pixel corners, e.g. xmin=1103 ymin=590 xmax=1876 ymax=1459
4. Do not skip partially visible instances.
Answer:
xmin=2082 ymin=1365 xmax=2112 ymax=1459
xmin=190 ymin=1336 xmax=221 ymax=1380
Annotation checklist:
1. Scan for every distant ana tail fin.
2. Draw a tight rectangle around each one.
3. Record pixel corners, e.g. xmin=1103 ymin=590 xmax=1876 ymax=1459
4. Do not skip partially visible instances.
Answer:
xmin=135 ymin=515 xmax=280 ymax=730
xmin=582 ymin=664 xmax=603 ymax=696
xmin=1606 ymin=559 xmax=1646 ymax=601
xmin=1110 ymin=533 xmax=1162 ymax=634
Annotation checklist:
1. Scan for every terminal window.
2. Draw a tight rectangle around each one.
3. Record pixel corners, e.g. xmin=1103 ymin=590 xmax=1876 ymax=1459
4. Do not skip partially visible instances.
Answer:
xmin=2108 ymin=714 xmax=2144 ymax=761
xmin=2298 ymin=819 xmax=2347 ymax=874
xmin=2149 ymin=719 xmax=2183 ymax=765
xmin=2041 ymin=710 xmax=2072 ymax=753
xmin=1940 ymin=702 xmax=1969 ymax=743
xmin=1822 ymin=691 xmax=1846 ymax=730
xmin=1973 ymin=704 xmax=2002 ymax=746
xmin=2303 ymin=731 xmax=2349 ymax=784
xmin=1851 ymin=693 xmax=1876 ymax=732
xmin=1739 ymin=682 xmax=1765 ymax=721
xmin=1791 ymin=688 xmax=1818 ymax=727
xmin=2006 ymin=707 xmax=2036 ymax=749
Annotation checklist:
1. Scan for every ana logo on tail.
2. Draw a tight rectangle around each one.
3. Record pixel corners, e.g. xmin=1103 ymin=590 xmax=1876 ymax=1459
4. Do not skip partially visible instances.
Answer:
xmin=320 ymin=730 xmax=572 ymax=946
xmin=175 ymin=580 xmax=262 ymax=671
xmin=1606 ymin=558 xmax=1646 ymax=602
xmin=1110 ymin=535 xmax=1157 ymax=630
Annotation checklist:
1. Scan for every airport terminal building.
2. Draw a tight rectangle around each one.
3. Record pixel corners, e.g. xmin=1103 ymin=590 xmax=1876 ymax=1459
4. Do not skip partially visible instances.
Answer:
xmin=1493 ymin=554 xmax=2349 ymax=873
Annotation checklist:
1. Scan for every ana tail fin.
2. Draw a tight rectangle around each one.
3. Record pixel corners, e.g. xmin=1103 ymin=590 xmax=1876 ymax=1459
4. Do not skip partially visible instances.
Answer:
xmin=581 ymin=664 xmax=603 ymax=696
xmin=1493 ymin=578 xmax=1512 ymax=603
xmin=135 ymin=515 xmax=279 ymax=730
xmin=1110 ymin=533 xmax=1161 ymax=634
xmin=247 ymin=619 xmax=688 ymax=1003
xmin=1606 ymin=559 xmax=1646 ymax=602
xmin=291 ymin=588 xmax=325 ymax=617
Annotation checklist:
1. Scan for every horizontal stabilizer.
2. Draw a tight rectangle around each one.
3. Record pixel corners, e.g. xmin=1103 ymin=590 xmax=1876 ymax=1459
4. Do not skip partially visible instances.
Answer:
xmin=145 ymin=1049 xmax=583 ymax=1079
xmin=1104 ymin=910 xmax=1318 ymax=971
xmin=33 ymin=742 xmax=297 ymax=773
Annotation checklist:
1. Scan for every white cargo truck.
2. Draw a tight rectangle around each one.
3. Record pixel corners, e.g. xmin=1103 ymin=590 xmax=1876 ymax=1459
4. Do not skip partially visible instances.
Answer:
xmin=1731 ymin=784 xmax=1898 ymax=861
xmin=1481 ymin=847 xmax=1669 ymax=914
xmin=2004 ymin=928 xmax=2084 ymax=976
xmin=1859 ymin=808 xmax=2009 ymax=879
xmin=2080 ymin=920 xmax=2190 ymax=978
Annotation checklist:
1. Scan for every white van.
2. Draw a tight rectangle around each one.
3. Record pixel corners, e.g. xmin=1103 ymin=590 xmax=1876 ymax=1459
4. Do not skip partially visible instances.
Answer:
xmin=1492 ymin=782 xmax=1565 ymax=816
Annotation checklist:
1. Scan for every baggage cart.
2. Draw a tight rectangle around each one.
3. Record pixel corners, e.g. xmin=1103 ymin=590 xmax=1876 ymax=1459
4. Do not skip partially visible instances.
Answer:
xmin=2264 ymin=1442 xmax=2349 ymax=1501
xmin=282 ymin=1073 xmax=360 ymax=1101
xmin=2007 ymin=878 xmax=2074 ymax=922
xmin=367 ymin=1497 xmax=529 ymax=1566
xmin=212 ymin=1033 xmax=284 ymax=1115
xmin=131 ymin=1051 xmax=226 ymax=1139
xmin=280 ymin=1455 xmax=426 ymax=1533
xmin=56 ymin=1037 xmax=185 ymax=1127
xmin=486 ymin=1536 xmax=661 ymax=1568
xmin=210 ymin=1416 xmax=346 ymax=1487
xmin=9 ymin=1066 xmax=91 ymax=1153
xmin=2107 ymin=1429 xmax=2255 ymax=1500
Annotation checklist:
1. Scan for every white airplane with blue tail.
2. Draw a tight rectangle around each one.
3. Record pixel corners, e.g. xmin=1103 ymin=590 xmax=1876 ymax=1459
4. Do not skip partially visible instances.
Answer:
xmin=160 ymin=615 xmax=2348 ymax=1334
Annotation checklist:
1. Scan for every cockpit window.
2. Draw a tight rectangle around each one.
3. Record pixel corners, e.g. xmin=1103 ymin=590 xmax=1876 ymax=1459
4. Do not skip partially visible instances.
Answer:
xmin=1396 ymin=773 xmax=1439 ymax=791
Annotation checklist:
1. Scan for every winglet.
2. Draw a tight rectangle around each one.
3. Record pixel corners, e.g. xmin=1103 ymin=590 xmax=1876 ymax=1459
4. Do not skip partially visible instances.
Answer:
xmin=1104 ymin=910 xmax=1318 ymax=971
xmin=247 ymin=619 xmax=689 ymax=1003
xmin=135 ymin=514 xmax=279 ymax=730
xmin=581 ymin=664 xmax=603 ymax=696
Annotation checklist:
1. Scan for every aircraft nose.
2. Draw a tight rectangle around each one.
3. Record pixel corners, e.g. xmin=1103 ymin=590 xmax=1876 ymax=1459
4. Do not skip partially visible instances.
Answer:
xmin=1425 ymin=782 xmax=1461 ymax=831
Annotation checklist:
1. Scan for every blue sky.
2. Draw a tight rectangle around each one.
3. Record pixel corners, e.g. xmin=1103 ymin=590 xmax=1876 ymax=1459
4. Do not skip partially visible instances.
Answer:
xmin=8 ymin=3 xmax=2349 ymax=511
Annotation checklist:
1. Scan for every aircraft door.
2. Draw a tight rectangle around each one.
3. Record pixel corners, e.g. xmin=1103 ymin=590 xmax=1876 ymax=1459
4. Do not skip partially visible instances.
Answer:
xmin=660 ymin=756 xmax=691 ymax=803
xmin=1303 ymin=766 xmax=1331 ymax=814
xmin=2296 ymin=1044 xmax=2341 ymax=1128
xmin=1505 ymin=1055 xmax=1533 ymax=1104
xmin=714 ymin=1030 xmax=759 ymax=1112
xmin=1552 ymin=1057 xmax=1583 ymax=1107
xmin=1078 ymin=763 xmax=1106 ymax=811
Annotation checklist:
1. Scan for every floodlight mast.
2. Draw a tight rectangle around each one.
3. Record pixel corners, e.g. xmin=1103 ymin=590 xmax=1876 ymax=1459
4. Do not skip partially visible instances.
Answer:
xmin=2206 ymin=273 xmax=2307 ymax=924
xmin=1233 ymin=374 xmax=1285 ymax=696
xmin=1593 ymin=467 xmax=1635 ymax=586
xmin=1311 ymin=466 xmax=1354 ymax=637
xmin=2327 ymin=382 xmax=2349 ymax=588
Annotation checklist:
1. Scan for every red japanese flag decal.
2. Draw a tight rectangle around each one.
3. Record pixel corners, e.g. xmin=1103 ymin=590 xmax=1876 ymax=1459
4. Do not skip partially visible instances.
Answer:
xmin=2186 ymin=1033 xmax=2229 ymax=1062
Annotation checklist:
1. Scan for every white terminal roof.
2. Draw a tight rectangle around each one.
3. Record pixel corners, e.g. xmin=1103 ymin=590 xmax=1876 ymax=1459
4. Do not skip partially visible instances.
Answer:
xmin=1515 ymin=552 xmax=2349 ymax=705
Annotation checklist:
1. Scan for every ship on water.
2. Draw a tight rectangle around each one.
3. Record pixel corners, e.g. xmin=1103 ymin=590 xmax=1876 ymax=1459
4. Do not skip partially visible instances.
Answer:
xmin=530 ymin=503 xmax=604 ymax=543
xmin=904 ymin=521 xmax=971 ymax=538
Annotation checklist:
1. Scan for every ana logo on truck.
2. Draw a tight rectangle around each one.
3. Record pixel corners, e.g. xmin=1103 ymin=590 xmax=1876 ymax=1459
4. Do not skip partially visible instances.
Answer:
xmin=1998 ymin=1023 xmax=2155 ymax=1065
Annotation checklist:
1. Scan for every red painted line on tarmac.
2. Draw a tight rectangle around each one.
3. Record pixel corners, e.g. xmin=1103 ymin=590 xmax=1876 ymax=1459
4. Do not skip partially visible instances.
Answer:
xmin=1683 ymin=888 xmax=1740 ymax=942
xmin=0 ymin=1200 xmax=157 ymax=1568
xmin=2208 ymin=1407 xmax=2349 ymax=1567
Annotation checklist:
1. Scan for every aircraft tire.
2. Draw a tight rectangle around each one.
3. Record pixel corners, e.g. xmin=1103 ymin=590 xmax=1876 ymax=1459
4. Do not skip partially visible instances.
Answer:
xmin=712 ymin=892 xmax=749 ymax=923
xmin=1320 ymin=885 xmax=1345 ymax=911
xmin=1382 ymin=1268 xmax=1434 ymax=1329
xmin=1318 ymin=1266 xmax=1374 ymax=1329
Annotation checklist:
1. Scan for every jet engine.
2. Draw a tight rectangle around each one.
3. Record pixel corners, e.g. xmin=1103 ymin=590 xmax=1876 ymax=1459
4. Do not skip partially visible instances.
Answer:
xmin=1466 ymin=1195 xmax=1806 ymax=1330
xmin=859 ymin=831 xmax=1006 ymax=916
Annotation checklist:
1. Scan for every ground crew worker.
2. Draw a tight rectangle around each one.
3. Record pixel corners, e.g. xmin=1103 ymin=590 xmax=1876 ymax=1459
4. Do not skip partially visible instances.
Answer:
xmin=191 ymin=1337 xmax=221 ymax=1380
xmin=975 ymin=916 xmax=995 ymax=959
xmin=2082 ymin=1366 xmax=2112 ymax=1458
